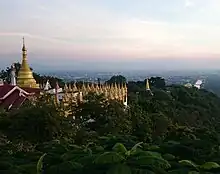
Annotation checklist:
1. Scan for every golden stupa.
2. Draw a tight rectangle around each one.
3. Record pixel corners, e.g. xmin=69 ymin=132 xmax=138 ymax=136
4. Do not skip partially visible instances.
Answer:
xmin=146 ymin=79 xmax=150 ymax=91
xmin=17 ymin=38 xmax=39 ymax=88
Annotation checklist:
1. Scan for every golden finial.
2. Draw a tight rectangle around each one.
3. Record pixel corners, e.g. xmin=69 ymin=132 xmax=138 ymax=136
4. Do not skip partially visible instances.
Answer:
xmin=104 ymin=90 xmax=108 ymax=97
xmin=65 ymin=83 xmax=68 ymax=90
xmin=99 ymin=84 xmax=103 ymax=93
xmin=94 ymin=84 xmax=98 ymax=94
xmin=114 ymin=82 xmax=117 ymax=88
xmin=123 ymin=82 xmax=127 ymax=92
xmin=102 ymin=84 xmax=107 ymax=96
xmin=64 ymin=83 xmax=68 ymax=92
xmin=91 ymin=83 xmax=95 ymax=91
xmin=82 ymin=81 xmax=85 ymax=89
xmin=87 ymin=83 xmax=91 ymax=91
xmin=118 ymin=89 xmax=123 ymax=101
xmin=109 ymin=90 xmax=114 ymax=100
xmin=80 ymin=81 xmax=85 ymax=94
xmin=96 ymin=83 xmax=100 ymax=90
xmin=99 ymin=83 xmax=102 ymax=89
xmin=123 ymin=82 xmax=127 ymax=88
xmin=114 ymin=82 xmax=118 ymax=96
xmin=68 ymin=83 xmax=72 ymax=92
xmin=102 ymin=83 xmax=106 ymax=90
xmin=114 ymin=90 xmax=118 ymax=99
xmin=121 ymin=82 xmax=126 ymax=95
xmin=118 ymin=83 xmax=121 ymax=89
xmin=73 ymin=81 xmax=78 ymax=91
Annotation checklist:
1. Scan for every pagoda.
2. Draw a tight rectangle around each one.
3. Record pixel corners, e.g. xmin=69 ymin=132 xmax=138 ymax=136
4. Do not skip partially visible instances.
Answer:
xmin=17 ymin=38 xmax=39 ymax=88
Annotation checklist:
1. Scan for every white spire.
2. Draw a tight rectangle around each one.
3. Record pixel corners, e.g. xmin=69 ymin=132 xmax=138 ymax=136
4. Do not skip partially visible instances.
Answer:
xmin=0 ymin=79 xmax=3 ymax=86
xmin=44 ymin=80 xmax=52 ymax=91
xmin=10 ymin=64 xmax=16 ymax=86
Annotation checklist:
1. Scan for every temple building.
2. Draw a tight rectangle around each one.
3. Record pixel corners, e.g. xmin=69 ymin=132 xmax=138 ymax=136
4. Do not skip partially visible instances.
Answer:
xmin=0 ymin=83 xmax=40 ymax=110
xmin=0 ymin=38 xmax=40 ymax=110
xmin=0 ymin=65 xmax=40 ymax=110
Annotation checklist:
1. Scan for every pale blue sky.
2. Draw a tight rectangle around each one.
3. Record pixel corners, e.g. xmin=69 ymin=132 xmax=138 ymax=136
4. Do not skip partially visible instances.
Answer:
xmin=1 ymin=0 xmax=220 ymax=71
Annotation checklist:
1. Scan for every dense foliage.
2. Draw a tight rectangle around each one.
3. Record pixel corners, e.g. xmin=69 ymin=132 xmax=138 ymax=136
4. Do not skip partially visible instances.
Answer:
xmin=1 ymin=75 xmax=220 ymax=173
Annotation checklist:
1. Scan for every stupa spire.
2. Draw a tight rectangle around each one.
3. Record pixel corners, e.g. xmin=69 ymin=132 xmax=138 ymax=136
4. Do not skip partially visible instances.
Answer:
xmin=146 ymin=79 xmax=150 ymax=91
xmin=146 ymin=78 xmax=153 ymax=96
xmin=73 ymin=81 xmax=78 ymax=91
xmin=68 ymin=83 xmax=72 ymax=92
xmin=64 ymin=83 xmax=68 ymax=92
xmin=22 ymin=37 xmax=26 ymax=51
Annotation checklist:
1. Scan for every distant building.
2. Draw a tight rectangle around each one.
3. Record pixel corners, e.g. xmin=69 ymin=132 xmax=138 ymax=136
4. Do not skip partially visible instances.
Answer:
xmin=184 ymin=79 xmax=203 ymax=89
xmin=184 ymin=83 xmax=193 ymax=88
xmin=194 ymin=80 xmax=203 ymax=89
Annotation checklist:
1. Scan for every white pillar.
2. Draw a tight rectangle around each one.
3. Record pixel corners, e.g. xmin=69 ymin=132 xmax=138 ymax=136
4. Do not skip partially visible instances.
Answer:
xmin=10 ymin=64 xmax=16 ymax=86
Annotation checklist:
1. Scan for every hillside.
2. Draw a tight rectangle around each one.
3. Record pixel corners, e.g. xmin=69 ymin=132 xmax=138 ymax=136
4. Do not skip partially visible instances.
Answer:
xmin=1 ymin=76 xmax=220 ymax=173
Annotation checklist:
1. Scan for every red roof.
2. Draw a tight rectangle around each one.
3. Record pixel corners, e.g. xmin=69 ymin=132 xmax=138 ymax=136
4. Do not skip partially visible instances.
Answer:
xmin=0 ymin=84 xmax=40 ymax=110
xmin=0 ymin=84 xmax=14 ymax=98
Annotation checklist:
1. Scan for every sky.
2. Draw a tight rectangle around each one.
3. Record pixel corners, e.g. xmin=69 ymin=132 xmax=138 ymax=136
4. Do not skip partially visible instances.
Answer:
xmin=1 ymin=0 xmax=220 ymax=71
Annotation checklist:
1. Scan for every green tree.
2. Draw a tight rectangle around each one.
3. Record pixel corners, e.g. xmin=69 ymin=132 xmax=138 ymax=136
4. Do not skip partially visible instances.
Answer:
xmin=72 ymin=93 xmax=131 ymax=144
xmin=148 ymin=77 xmax=166 ymax=89
xmin=129 ymin=104 xmax=152 ymax=142
xmin=106 ymin=75 xmax=127 ymax=85
xmin=0 ymin=96 xmax=70 ymax=143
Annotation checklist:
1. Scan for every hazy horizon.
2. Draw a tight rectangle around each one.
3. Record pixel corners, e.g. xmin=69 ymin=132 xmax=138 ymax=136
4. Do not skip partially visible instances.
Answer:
xmin=1 ymin=0 xmax=220 ymax=71
xmin=1 ymin=55 xmax=220 ymax=72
